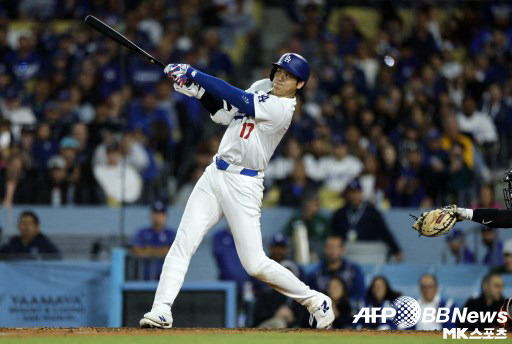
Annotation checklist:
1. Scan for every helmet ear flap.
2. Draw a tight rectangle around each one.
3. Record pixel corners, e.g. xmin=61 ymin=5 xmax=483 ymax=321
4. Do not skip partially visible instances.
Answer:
xmin=269 ymin=65 xmax=278 ymax=81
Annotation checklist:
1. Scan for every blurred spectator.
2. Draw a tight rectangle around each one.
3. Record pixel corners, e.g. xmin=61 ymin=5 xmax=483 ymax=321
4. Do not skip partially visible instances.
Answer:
xmin=445 ymin=229 xmax=476 ymax=264
xmin=415 ymin=274 xmax=455 ymax=330
xmin=441 ymin=114 xmax=474 ymax=170
xmin=278 ymin=160 xmax=318 ymax=207
xmin=131 ymin=201 xmax=176 ymax=280
xmin=284 ymin=193 xmax=330 ymax=247
xmin=0 ymin=211 xmax=60 ymax=260
xmin=481 ymin=226 xmax=504 ymax=266
xmin=35 ymin=155 xmax=71 ymax=205
xmin=357 ymin=275 xmax=400 ymax=330
xmin=459 ymin=95 xmax=496 ymax=147
xmin=445 ymin=142 xmax=473 ymax=205
xmin=265 ymin=138 xmax=303 ymax=188
xmin=127 ymin=90 xmax=174 ymax=157
xmin=470 ymin=184 xmax=502 ymax=209
xmin=491 ymin=240 xmax=512 ymax=274
xmin=307 ymin=235 xmax=365 ymax=302
xmin=321 ymin=136 xmax=363 ymax=195
xmin=213 ymin=227 xmax=249 ymax=290
xmin=422 ymin=129 xmax=448 ymax=204
xmin=459 ymin=273 xmax=505 ymax=330
xmin=93 ymin=141 xmax=142 ymax=204
xmin=331 ymin=179 xmax=402 ymax=261
xmin=173 ymin=164 xmax=203 ymax=208
xmin=356 ymin=275 xmax=400 ymax=330
xmin=0 ymin=85 xmax=36 ymax=140
xmin=389 ymin=142 xmax=429 ymax=207
xmin=326 ymin=277 xmax=353 ymax=329
xmin=359 ymin=154 xmax=387 ymax=207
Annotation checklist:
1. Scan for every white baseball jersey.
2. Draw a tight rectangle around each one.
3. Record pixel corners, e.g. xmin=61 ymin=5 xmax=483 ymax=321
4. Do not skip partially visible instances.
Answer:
xmin=211 ymin=79 xmax=296 ymax=171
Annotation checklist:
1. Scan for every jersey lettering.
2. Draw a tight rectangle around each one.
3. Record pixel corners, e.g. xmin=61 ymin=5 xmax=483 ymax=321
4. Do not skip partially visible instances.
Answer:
xmin=240 ymin=122 xmax=255 ymax=139
xmin=258 ymin=94 xmax=269 ymax=103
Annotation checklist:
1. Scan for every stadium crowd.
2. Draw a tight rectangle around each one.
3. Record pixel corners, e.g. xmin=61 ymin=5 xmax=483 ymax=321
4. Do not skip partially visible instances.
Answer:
xmin=0 ymin=1 xmax=510 ymax=210
xmin=0 ymin=0 xmax=512 ymax=330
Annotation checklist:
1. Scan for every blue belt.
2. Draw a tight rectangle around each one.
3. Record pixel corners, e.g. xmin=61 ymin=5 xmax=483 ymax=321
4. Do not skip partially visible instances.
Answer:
xmin=215 ymin=157 xmax=259 ymax=177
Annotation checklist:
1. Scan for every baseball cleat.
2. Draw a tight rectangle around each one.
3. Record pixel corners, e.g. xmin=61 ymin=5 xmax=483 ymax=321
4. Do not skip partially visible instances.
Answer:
xmin=309 ymin=297 xmax=335 ymax=329
xmin=139 ymin=311 xmax=173 ymax=328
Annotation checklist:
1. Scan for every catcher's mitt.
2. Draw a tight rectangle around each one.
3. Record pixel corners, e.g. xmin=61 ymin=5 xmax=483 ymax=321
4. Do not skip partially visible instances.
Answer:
xmin=411 ymin=205 xmax=458 ymax=237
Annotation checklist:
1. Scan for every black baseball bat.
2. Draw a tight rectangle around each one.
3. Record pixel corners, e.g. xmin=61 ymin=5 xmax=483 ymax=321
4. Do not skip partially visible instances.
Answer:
xmin=84 ymin=15 xmax=165 ymax=68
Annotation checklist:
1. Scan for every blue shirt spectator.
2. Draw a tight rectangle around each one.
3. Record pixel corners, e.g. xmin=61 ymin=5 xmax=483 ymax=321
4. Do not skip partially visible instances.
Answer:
xmin=331 ymin=179 xmax=402 ymax=260
xmin=307 ymin=235 xmax=365 ymax=302
xmin=127 ymin=57 xmax=163 ymax=96
xmin=0 ymin=211 xmax=60 ymax=260
xmin=131 ymin=201 xmax=177 ymax=280
xmin=481 ymin=226 xmax=504 ymax=266
xmin=212 ymin=227 xmax=249 ymax=290
xmin=446 ymin=229 xmax=476 ymax=264
xmin=128 ymin=94 xmax=173 ymax=139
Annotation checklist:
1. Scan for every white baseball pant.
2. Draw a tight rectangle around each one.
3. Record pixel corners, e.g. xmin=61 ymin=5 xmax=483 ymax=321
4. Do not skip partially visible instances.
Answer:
xmin=151 ymin=162 xmax=321 ymax=314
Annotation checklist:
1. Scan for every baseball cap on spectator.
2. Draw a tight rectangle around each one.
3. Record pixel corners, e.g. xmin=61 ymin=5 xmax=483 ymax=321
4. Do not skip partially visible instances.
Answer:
xmin=346 ymin=178 xmax=362 ymax=190
xmin=47 ymin=155 xmax=66 ymax=169
xmin=504 ymin=240 xmax=512 ymax=255
xmin=271 ymin=233 xmax=288 ymax=247
xmin=59 ymin=136 xmax=79 ymax=150
xmin=151 ymin=201 xmax=167 ymax=213
xmin=446 ymin=229 xmax=464 ymax=242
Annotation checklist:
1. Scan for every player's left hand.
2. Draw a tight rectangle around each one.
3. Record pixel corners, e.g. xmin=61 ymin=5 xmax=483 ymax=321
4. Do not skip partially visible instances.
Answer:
xmin=164 ymin=64 xmax=190 ymax=84
xmin=410 ymin=205 xmax=458 ymax=237
xmin=173 ymin=78 xmax=205 ymax=99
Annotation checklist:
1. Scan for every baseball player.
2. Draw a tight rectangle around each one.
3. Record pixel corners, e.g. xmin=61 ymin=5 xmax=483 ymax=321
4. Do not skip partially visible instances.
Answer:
xmin=139 ymin=53 xmax=335 ymax=329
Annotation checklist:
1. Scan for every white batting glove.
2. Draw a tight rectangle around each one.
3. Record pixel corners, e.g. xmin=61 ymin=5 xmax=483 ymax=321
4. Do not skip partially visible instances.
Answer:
xmin=173 ymin=77 xmax=205 ymax=99
xmin=164 ymin=63 xmax=190 ymax=85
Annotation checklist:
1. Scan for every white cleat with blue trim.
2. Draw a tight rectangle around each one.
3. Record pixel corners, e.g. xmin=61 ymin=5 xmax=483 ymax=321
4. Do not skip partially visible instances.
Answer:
xmin=139 ymin=311 xmax=173 ymax=329
xmin=309 ymin=296 xmax=335 ymax=329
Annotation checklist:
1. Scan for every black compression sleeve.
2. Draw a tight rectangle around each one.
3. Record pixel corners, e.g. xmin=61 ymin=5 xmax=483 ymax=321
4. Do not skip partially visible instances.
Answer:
xmin=199 ymin=90 xmax=226 ymax=114
xmin=472 ymin=209 xmax=512 ymax=228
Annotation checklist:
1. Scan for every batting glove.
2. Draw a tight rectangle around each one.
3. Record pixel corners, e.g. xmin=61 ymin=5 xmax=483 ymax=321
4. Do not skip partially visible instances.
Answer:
xmin=164 ymin=63 xmax=190 ymax=82
xmin=173 ymin=77 xmax=205 ymax=99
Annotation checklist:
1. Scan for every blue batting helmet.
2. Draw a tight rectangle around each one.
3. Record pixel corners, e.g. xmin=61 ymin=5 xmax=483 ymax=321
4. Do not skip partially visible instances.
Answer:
xmin=270 ymin=53 xmax=310 ymax=83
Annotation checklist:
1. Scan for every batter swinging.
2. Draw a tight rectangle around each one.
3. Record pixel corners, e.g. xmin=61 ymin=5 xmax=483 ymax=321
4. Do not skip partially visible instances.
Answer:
xmin=139 ymin=53 xmax=335 ymax=329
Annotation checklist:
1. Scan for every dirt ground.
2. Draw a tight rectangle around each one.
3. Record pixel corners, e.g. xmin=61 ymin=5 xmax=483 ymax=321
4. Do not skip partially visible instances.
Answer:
xmin=0 ymin=327 xmax=443 ymax=338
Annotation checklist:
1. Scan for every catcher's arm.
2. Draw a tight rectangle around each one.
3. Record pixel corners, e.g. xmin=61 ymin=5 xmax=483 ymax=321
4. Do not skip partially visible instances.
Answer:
xmin=457 ymin=207 xmax=512 ymax=228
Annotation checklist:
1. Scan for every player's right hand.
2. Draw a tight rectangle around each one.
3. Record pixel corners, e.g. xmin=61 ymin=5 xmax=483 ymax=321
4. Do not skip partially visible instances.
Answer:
xmin=173 ymin=77 xmax=205 ymax=99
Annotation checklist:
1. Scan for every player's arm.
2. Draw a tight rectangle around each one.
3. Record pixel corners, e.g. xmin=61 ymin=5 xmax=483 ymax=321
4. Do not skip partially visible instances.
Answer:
xmin=456 ymin=207 xmax=512 ymax=228
xmin=166 ymin=64 xmax=256 ymax=116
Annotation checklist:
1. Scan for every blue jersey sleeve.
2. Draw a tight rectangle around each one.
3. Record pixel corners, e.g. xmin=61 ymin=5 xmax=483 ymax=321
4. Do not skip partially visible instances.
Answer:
xmin=185 ymin=68 xmax=255 ymax=116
